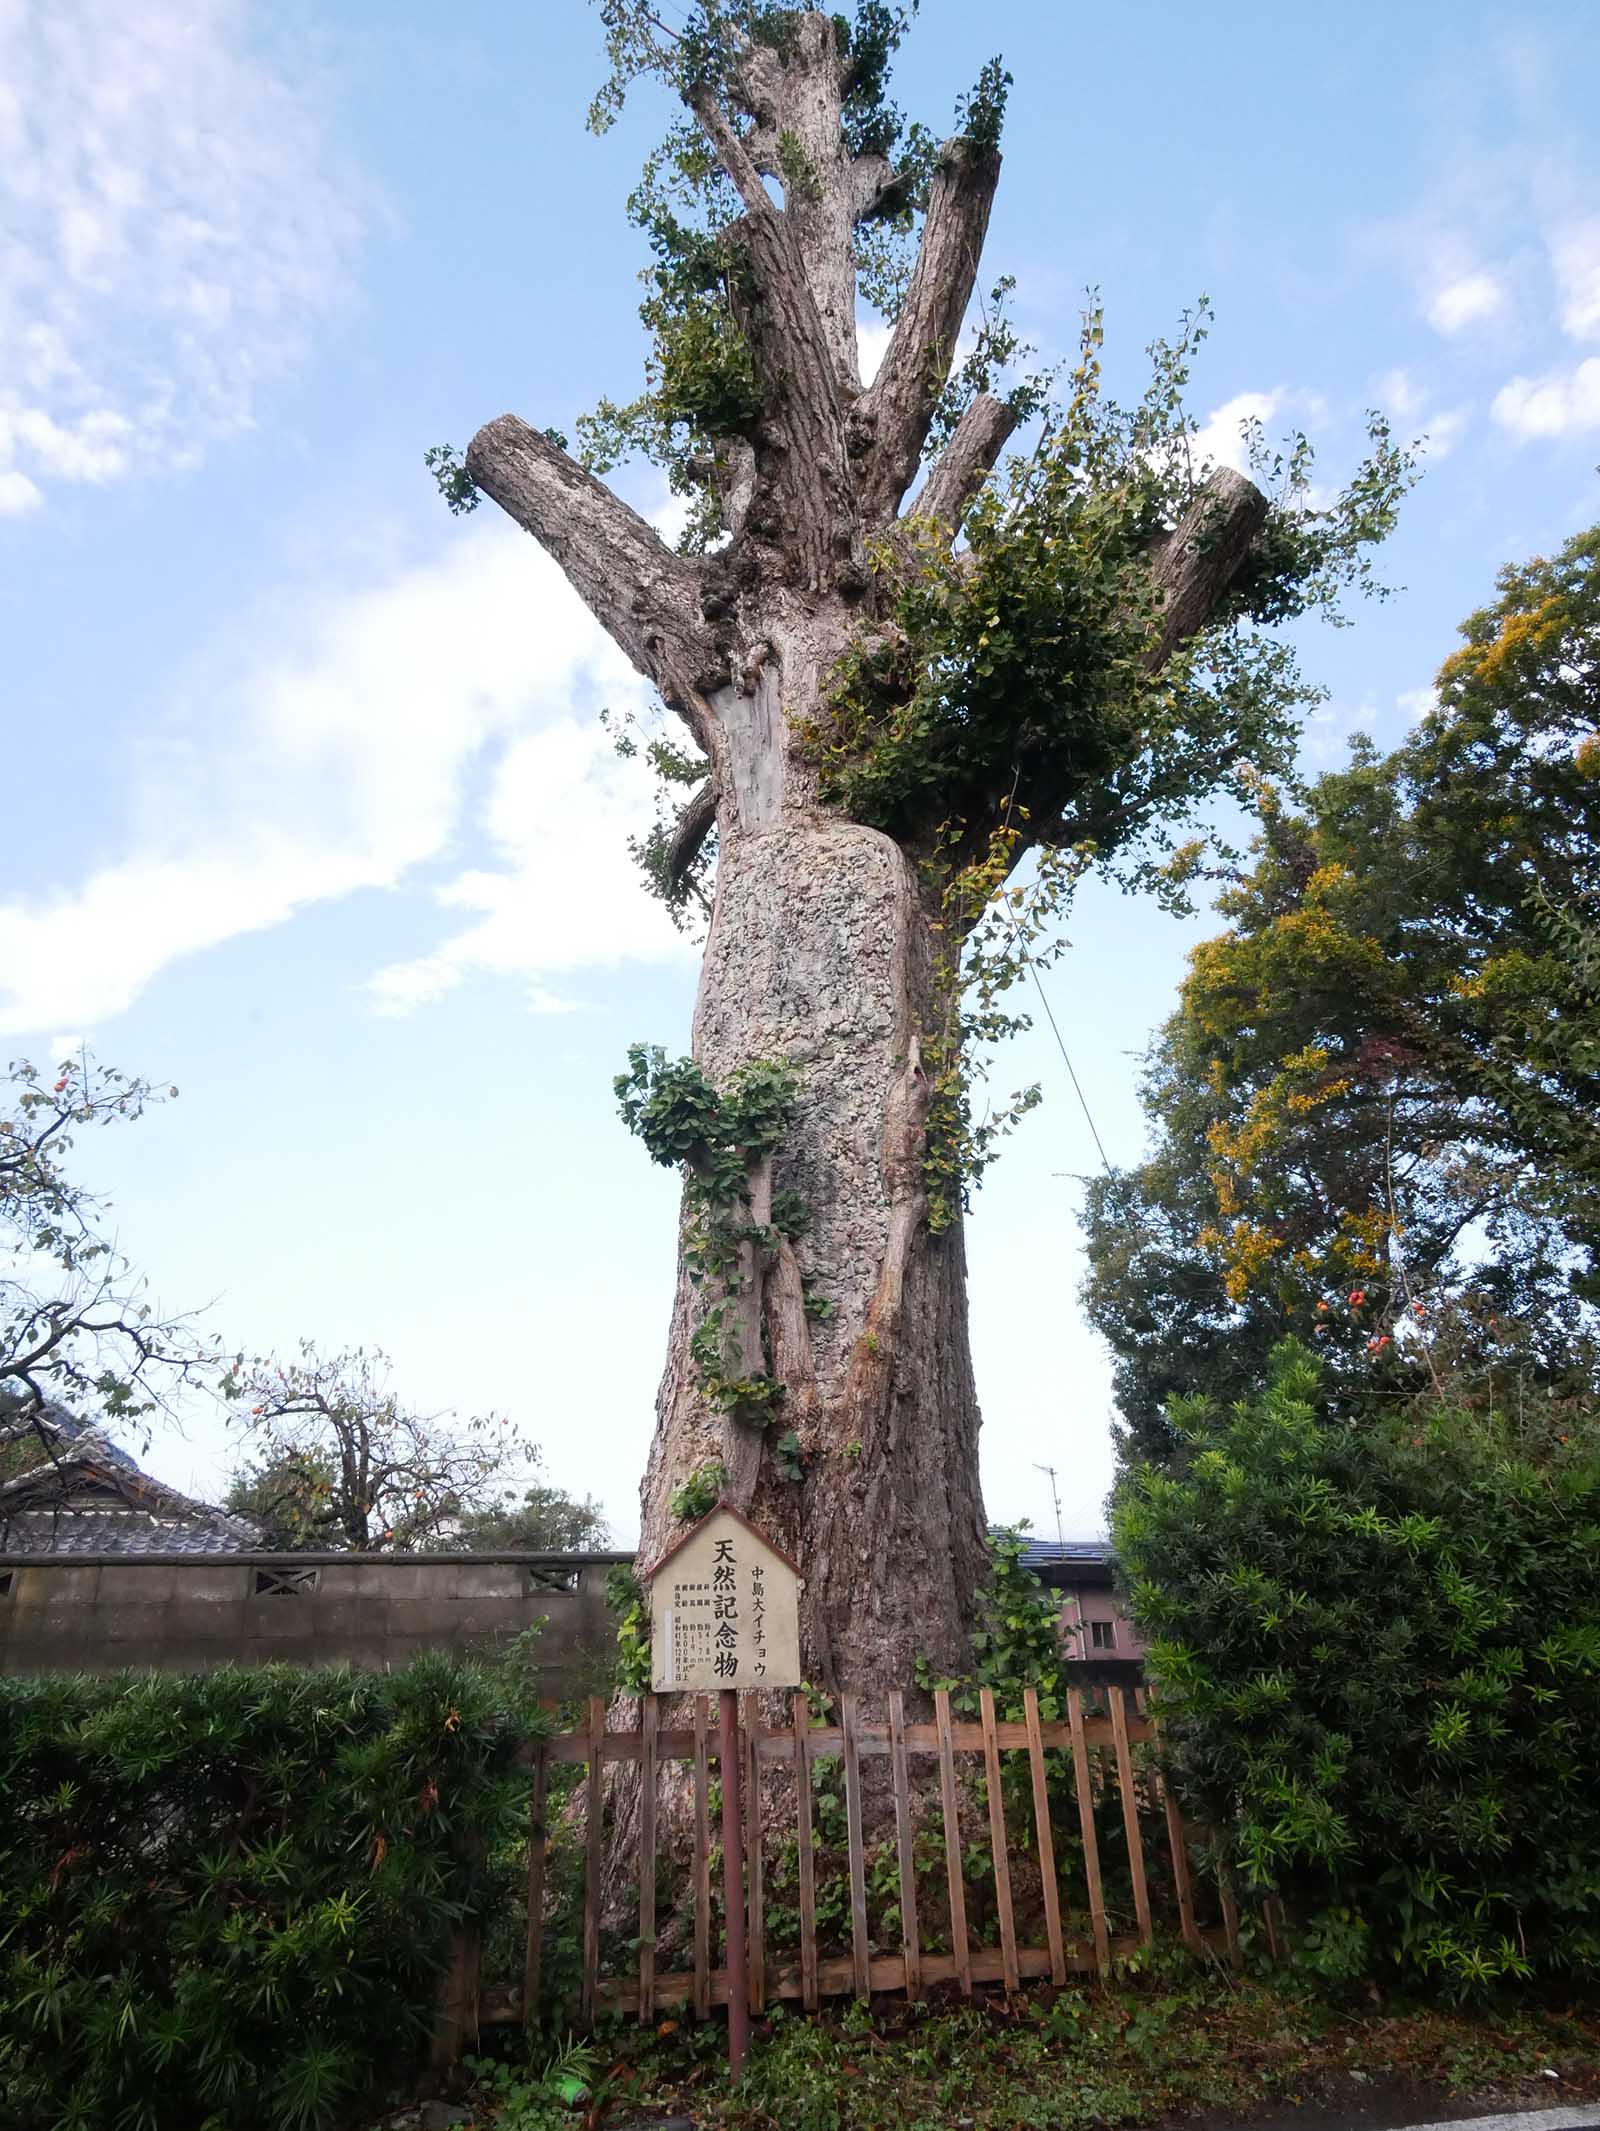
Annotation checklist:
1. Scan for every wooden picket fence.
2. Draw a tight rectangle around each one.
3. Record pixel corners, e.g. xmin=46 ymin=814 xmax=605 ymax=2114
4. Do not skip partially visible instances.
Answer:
xmin=505 ymin=1681 xmax=1240 ymax=2031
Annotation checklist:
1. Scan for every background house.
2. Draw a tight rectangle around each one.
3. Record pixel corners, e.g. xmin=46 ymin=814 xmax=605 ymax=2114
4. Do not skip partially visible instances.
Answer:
xmin=0 ymin=1401 xmax=261 ymax=1557
xmin=1010 ymin=1534 xmax=1145 ymax=1685
xmin=0 ymin=1401 xmax=624 ymax=1685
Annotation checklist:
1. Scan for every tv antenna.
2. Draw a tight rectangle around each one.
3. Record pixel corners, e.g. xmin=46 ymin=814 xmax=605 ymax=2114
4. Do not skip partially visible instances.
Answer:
xmin=1033 ymin=1462 xmax=1064 ymax=1549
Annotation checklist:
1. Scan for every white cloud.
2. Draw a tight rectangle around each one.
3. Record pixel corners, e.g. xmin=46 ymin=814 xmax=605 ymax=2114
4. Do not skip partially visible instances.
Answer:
xmin=1491 ymin=357 xmax=1600 ymax=440
xmin=0 ymin=0 xmax=364 ymax=512
xmin=1418 ymin=405 xmax=1471 ymax=459
xmin=1397 ymin=687 xmax=1439 ymax=722
xmin=1375 ymin=371 xmax=1468 ymax=459
xmin=1 ymin=406 xmax=132 ymax=482
xmin=1187 ymin=389 xmax=1284 ymax=475
xmin=857 ymin=319 xmax=893 ymax=385
xmin=1425 ymin=270 xmax=1507 ymax=334
xmin=1552 ymin=219 xmax=1600 ymax=342
xmin=0 ymin=469 xmax=42 ymax=518
xmin=0 ymin=526 xmax=694 ymax=1034
xmin=366 ymin=717 xmax=695 ymax=1016
xmin=1377 ymin=368 xmax=1424 ymax=420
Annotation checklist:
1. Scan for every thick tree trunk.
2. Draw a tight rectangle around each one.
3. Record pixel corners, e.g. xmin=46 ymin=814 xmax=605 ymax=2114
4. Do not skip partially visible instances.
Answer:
xmin=625 ymin=589 xmax=990 ymax=1688
xmin=638 ymin=699 xmax=991 ymax=1689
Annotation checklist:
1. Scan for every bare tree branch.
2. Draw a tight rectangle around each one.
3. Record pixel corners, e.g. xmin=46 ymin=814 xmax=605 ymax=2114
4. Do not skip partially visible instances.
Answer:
xmin=857 ymin=137 xmax=1002 ymax=521
xmin=724 ymin=13 xmax=861 ymax=391
xmin=464 ymin=416 xmax=716 ymax=718
xmin=687 ymin=439 xmax=758 ymax=538
xmin=685 ymin=78 xmax=773 ymax=221
xmin=851 ymin=153 xmax=905 ymax=222
xmin=666 ymin=777 xmax=718 ymax=890
xmin=1143 ymin=467 xmax=1271 ymax=672
xmin=912 ymin=391 xmax=1019 ymax=534
xmin=686 ymin=73 xmax=858 ymax=588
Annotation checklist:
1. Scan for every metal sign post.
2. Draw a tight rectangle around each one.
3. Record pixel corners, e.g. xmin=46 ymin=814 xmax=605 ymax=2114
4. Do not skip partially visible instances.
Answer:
xmin=641 ymin=1504 xmax=804 ymax=2087
xmin=718 ymin=1688 xmax=750 ymax=2081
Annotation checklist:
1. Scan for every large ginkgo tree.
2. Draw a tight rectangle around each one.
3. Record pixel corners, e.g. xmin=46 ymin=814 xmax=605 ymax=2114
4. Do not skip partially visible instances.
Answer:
xmin=443 ymin=0 xmax=1406 ymax=1695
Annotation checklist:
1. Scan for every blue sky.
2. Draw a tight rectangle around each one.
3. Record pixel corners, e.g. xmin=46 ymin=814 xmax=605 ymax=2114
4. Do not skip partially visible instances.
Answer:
xmin=4 ymin=0 xmax=1598 ymax=1543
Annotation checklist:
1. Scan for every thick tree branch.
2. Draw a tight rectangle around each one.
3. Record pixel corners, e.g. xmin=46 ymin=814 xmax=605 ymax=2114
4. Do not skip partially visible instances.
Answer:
xmin=851 ymin=153 xmax=902 ymax=222
xmin=857 ymin=138 xmax=1001 ymax=521
xmin=687 ymin=80 xmax=774 ymax=221
xmin=689 ymin=80 xmax=857 ymax=588
xmin=1143 ymin=467 xmax=1272 ymax=671
xmin=1018 ymin=470 xmax=1273 ymax=864
xmin=465 ymin=416 xmax=715 ymax=717
xmin=688 ymin=440 xmax=757 ymax=538
xmin=666 ymin=778 xmax=717 ymax=890
xmin=911 ymin=391 xmax=1018 ymax=534
xmin=726 ymin=13 xmax=862 ymax=392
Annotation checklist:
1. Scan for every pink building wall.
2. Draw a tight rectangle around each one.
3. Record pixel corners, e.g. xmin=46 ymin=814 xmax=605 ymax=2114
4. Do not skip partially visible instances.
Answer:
xmin=1057 ymin=1577 xmax=1146 ymax=1665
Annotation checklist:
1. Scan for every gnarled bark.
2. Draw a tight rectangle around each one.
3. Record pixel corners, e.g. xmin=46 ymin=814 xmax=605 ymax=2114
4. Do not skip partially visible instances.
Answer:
xmin=636 ymin=781 xmax=990 ymax=1689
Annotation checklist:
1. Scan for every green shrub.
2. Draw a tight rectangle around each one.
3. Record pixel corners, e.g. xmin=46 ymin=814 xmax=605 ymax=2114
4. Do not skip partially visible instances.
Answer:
xmin=1115 ymin=1340 xmax=1600 ymax=1990
xmin=0 ymin=1657 xmax=534 ymax=2129
xmin=918 ymin=1528 xmax=1069 ymax=1722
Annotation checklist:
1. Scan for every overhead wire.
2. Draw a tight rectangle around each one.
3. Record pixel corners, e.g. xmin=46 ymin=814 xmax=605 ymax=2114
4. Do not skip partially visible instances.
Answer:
xmin=991 ymin=897 xmax=1152 ymax=1242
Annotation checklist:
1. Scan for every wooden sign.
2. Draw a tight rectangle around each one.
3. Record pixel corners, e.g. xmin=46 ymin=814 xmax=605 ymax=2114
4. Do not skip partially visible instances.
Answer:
xmin=644 ymin=1504 xmax=802 ymax=1693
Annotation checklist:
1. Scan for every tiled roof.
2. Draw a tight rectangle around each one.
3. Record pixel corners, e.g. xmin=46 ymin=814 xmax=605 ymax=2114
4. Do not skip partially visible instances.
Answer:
xmin=0 ymin=1405 xmax=260 ymax=1557
xmin=990 ymin=1528 xmax=1113 ymax=1571
xmin=0 ymin=1503 xmax=262 ymax=1556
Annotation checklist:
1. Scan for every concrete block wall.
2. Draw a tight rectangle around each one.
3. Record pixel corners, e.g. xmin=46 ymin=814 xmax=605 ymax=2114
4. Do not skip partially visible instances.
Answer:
xmin=0 ymin=1552 xmax=634 ymax=1692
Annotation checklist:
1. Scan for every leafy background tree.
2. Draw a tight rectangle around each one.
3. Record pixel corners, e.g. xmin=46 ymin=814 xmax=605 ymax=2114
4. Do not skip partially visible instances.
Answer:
xmin=224 ymin=1342 xmax=547 ymax=1552
xmin=226 ymin=1440 xmax=608 ymax=1554
xmin=0 ymin=1054 xmax=236 ymax=1461
xmin=1084 ymin=519 xmax=1600 ymax=1461
xmin=455 ymin=1481 xmax=610 ymax=1553
xmin=1102 ymin=520 xmax=1600 ymax=1993
xmin=0 ymin=1052 xmax=593 ymax=1556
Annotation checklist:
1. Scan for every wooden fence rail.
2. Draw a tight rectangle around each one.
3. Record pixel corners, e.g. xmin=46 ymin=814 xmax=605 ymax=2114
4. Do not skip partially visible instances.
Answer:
xmin=507 ymin=1681 xmax=1234 ymax=2032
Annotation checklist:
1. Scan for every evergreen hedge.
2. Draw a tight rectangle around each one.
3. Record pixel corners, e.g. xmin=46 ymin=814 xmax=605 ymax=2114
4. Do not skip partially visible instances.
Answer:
xmin=1115 ymin=1341 xmax=1600 ymax=1992
xmin=0 ymin=1656 xmax=532 ymax=2130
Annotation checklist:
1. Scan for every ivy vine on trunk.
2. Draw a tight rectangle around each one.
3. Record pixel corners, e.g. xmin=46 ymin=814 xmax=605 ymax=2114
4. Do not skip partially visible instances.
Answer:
xmin=442 ymin=0 xmax=1410 ymax=1697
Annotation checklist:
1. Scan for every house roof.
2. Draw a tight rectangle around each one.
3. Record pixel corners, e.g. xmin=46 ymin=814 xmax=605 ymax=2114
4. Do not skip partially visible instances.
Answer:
xmin=987 ymin=1529 xmax=1116 ymax=1584
xmin=0 ymin=1403 xmax=260 ymax=1557
xmin=1007 ymin=1535 xmax=1113 ymax=1570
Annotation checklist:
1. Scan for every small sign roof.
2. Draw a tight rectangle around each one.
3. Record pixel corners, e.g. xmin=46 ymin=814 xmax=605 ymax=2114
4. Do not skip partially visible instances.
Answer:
xmin=642 ymin=1501 xmax=802 ymax=1584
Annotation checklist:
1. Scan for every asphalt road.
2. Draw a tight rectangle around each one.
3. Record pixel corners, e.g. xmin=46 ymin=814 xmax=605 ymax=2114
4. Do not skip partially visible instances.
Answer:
xmin=1203 ymin=2107 xmax=1600 ymax=2131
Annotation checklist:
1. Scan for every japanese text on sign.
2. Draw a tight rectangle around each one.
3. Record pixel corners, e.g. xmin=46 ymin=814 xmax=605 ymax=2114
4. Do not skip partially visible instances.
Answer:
xmin=648 ymin=1507 xmax=801 ymax=1693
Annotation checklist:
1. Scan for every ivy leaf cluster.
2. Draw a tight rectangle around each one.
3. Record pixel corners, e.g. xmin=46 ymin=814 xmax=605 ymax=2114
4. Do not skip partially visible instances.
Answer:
xmin=805 ymin=300 xmax=1413 ymax=1228
xmin=617 ymin=1045 xmax=809 ymax=1471
xmin=601 ymin=706 xmax=717 ymax=927
xmin=669 ymin=1460 xmax=727 ymax=1522
xmin=616 ymin=1044 xmax=795 ymax=1199
xmin=916 ymin=1527 xmax=1067 ymax=1723
xmin=606 ymin=1564 xmax=653 ymax=1691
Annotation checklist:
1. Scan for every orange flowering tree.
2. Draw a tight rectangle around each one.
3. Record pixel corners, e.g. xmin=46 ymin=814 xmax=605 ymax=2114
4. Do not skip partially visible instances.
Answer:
xmin=1085 ymin=520 xmax=1600 ymax=1459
